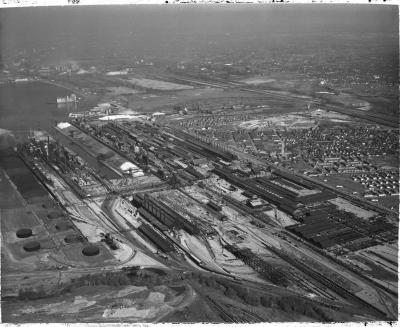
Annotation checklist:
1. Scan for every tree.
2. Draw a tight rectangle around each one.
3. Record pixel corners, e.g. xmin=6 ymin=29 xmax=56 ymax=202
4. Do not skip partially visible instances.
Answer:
xmin=313 ymin=307 xmax=331 ymax=322
xmin=117 ymin=274 xmax=129 ymax=286
xmin=270 ymin=269 xmax=289 ymax=287
xmin=206 ymin=277 xmax=216 ymax=288
xmin=246 ymin=293 xmax=260 ymax=306
xmin=261 ymin=296 xmax=273 ymax=308
xmin=236 ymin=287 xmax=249 ymax=302
xmin=198 ymin=275 xmax=207 ymax=285
xmin=216 ymin=282 xmax=226 ymax=293
xmin=224 ymin=287 xmax=237 ymax=298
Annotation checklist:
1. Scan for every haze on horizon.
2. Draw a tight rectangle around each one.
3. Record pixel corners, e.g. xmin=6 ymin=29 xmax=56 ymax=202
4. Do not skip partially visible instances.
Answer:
xmin=0 ymin=5 xmax=398 ymax=70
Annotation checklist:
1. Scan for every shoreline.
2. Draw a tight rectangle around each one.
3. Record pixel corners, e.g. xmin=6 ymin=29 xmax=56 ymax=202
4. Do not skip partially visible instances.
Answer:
xmin=36 ymin=78 xmax=86 ymax=98
xmin=0 ymin=77 xmax=86 ymax=99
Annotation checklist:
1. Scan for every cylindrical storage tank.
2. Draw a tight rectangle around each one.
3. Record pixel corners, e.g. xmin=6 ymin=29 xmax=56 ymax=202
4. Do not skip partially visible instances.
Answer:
xmin=23 ymin=241 xmax=41 ymax=252
xmin=64 ymin=234 xmax=84 ymax=244
xmin=47 ymin=212 xmax=60 ymax=220
xmin=82 ymin=245 xmax=100 ymax=256
xmin=55 ymin=222 xmax=72 ymax=231
xmin=16 ymin=228 xmax=33 ymax=238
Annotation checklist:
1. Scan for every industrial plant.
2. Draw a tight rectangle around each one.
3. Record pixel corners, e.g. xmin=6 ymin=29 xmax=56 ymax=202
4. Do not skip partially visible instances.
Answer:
xmin=0 ymin=3 xmax=398 ymax=324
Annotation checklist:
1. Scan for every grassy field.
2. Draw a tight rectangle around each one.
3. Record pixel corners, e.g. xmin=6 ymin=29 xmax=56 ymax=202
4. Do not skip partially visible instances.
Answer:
xmin=62 ymin=242 xmax=115 ymax=266
xmin=1 ymin=208 xmax=42 ymax=237
xmin=105 ymin=86 xmax=139 ymax=96
xmin=315 ymin=174 xmax=365 ymax=194
xmin=0 ymin=169 xmax=25 ymax=208
xmin=0 ymin=156 xmax=49 ymax=202
xmin=371 ymin=195 xmax=399 ymax=212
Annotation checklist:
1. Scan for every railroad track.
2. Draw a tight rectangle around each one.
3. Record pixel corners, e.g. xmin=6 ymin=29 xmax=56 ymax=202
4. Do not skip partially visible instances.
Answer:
xmin=206 ymin=296 xmax=248 ymax=323
xmin=225 ymin=303 xmax=264 ymax=322
xmin=265 ymin=244 xmax=390 ymax=320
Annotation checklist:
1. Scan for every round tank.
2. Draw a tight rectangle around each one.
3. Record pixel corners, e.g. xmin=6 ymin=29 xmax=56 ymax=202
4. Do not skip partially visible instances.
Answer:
xmin=23 ymin=241 xmax=41 ymax=252
xmin=55 ymin=221 xmax=72 ymax=231
xmin=82 ymin=245 xmax=100 ymax=256
xmin=16 ymin=228 xmax=33 ymax=238
xmin=47 ymin=212 xmax=60 ymax=220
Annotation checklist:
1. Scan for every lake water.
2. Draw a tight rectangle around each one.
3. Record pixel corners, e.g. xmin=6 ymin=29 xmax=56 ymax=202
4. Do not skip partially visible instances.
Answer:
xmin=0 ymin=81 xmax=77 ymax=133
xmin=0 ymin=81 xmax=118 ymax=177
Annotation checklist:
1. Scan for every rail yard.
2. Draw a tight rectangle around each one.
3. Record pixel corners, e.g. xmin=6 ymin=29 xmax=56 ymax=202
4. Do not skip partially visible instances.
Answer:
xmin=2 ymin=106 xmax=397 ymax=322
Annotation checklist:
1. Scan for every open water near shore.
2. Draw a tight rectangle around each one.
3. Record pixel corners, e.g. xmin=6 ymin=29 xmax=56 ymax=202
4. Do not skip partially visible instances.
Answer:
xmin=0 ymin=81 xmax=117 ymax=177
xmin=0 ymin=81 xmax=77 ymax=134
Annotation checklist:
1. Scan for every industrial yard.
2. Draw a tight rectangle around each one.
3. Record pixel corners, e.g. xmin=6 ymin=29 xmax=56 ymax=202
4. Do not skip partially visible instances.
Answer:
xmin=2 ymin=110 xmax=397 ymax=322
xmin=2 ymin=68 xmax=398 ymax=322
xmin=1 ymin=4 xmax=398 ymax=324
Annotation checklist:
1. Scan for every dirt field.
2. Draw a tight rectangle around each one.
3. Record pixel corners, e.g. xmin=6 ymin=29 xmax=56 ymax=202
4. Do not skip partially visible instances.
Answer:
xmin=1 ymin=206 xmax=40 ymax=233
xmin=240 ymin=77 xmax=277 ymax=85
xmin=237 ymin=113 xmax=316 ymax=130
xmin=328 ymin=197 xmax=377 ymax=220
xmin=126 ymin=77 xmax=193 ymax=91
xmin=2 ymin=282 xmax=195 ymax=323
xmin=62 ymin=242 xmax=115 ymax=267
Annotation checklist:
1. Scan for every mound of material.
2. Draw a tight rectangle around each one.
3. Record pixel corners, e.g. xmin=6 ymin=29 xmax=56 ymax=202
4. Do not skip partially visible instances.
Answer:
xmin=82 ymin=245 xmax=100 ymax=256
xmin=23 ymin=241 xmax=41 ymax=252
xmin=99 ymin=115 xmax=147 ymax=121
xmin=57 ymin=122 xmax=71 ymax=129
xmin=16 ymin=228 xmax=33 ymax=238
xmin=55 ymin=221 xmax=72 ymax=231
xmin=120 ymin=161 xmax=140 ymax=172
xmin=64 ymin=234 xmax=84 ymax=244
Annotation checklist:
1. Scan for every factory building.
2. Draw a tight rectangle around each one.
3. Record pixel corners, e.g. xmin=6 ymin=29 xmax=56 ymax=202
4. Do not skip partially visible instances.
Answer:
xmin=139 ymin=194 xmax=199 ymax=235
xmin=137 ymin=223 xmax=174 ymax=253
xmin=213 ymin=166 xmax=301 ymax=215
xmin=213 ymin=167 xmax=337 ymax=215
xmin=137 ymin=207 xmax=168 ymax=232
xmin=286 ymin=203 xmax=395 ymax=251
